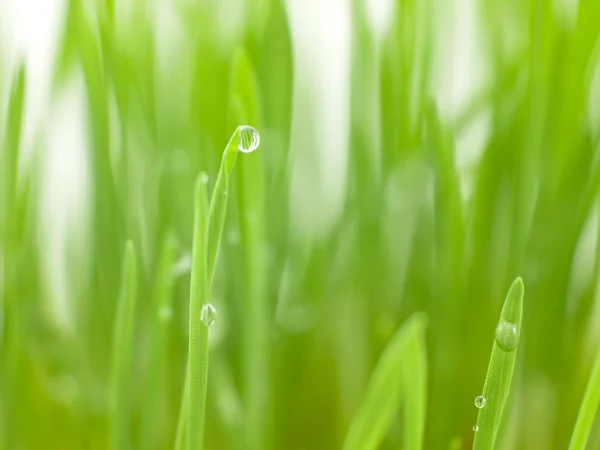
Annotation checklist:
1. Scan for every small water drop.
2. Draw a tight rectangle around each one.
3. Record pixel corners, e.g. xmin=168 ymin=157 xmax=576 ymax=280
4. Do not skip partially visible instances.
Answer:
xmin=200 ymin=173 xmax=209 ymax=184
xmin=201 ymin=303 xmax=217 ymax=327
xmin=473 ymin=425 xmax=479 ymax=432
xmin=158 ymin=305 xmax=172 ymax=321
xmin=495 ymin=319 xmax=519 ymax=352
xmin=238 ymin=126 xmax=260 ymax=153
xmin=475 ymin=396 xmax=486 ymax=409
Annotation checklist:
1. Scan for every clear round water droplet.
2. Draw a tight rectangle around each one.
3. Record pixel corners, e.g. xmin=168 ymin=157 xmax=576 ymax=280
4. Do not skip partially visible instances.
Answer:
xmin=200 ymin=173 xmax=209 ymax=184
xmin=200 ymin=303 xmax=217 ymax=327
xmin=158 ymin=305 xmax=172 ymax=321
xmin=495 ymin=319 xmax=519 ymax=352
xmin=238 ymin=126 xmax=260 ymax=153
xmin=473 ymin=425 xmax=479 ymax=432
xmin=475 ymin=396 xmax=486 ymax=409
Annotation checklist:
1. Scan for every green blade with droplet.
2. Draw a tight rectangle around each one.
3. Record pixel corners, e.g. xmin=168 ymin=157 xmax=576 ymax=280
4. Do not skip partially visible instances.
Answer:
xmin=473 ymin=277 xmax=524 ymax=450
xmin=343 ymin=313 xmax=428 ymax=450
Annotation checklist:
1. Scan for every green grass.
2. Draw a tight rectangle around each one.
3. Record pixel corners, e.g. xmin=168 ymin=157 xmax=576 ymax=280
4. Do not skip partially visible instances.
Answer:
xmin=186 ymin=174 xmax=210 ymax=450
xmin=2 ymin=0 xmax=600 ymax=449
xmin=473 ymin=277 xmax=524 ymax=450
xmin=343 ymin=313 xmax=427 ymax=450
xmin=569 ymin=341 xmax=600 ymax=450
xmin=110 ymin=241 xmax=138 ymax=450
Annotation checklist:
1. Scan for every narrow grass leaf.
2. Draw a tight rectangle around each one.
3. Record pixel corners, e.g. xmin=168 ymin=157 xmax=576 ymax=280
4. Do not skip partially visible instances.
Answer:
xmin=110 ymin=241 xmax=138 ymax=450
xmin=568 ymin=343 xmax=600 ymax=450
xmin=187 ymin=173 xmax=210 ymax=450
xmin=401 ymin=316 xmax=428 ymax=450
xmin=140 ymin=231 xmax=176 ymax=450
xmin=343 ymin=313 xmax=428 ymax=450
xmin=473 ymin=277 xmax=524 ymax=450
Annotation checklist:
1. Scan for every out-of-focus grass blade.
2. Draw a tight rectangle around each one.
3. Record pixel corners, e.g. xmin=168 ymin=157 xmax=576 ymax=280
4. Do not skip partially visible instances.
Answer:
xmin=186 ymin=174 xmax=210 ymax=450
xmin=110 ymin=241 xmax=138 ymax=450
xmin=401 ymin=315 xmax=428 ymax=450
xmin=231 ymin=49 xmax=268 ymax=450
xmin=140 ymin=231 xmax=176 ymax=450
xmin=473 ymin=277 xmax=524 ymax=450
xmin=568 ymin=344 xmax=600 ymax=450
xmin=343 ymin=313 xmax=428 ymax=450
xmin=0 ymin=63 xmax=25 ymax=234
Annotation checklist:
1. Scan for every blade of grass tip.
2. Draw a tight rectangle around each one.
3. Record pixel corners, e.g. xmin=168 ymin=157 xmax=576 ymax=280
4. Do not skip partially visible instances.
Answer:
xmin=110 ymin=241 xmax=138 ymax=450
xmin=473 ymin=277 xmax=524 ymax=450
xmin=568 ymin=342 xmax=600 ymax=450
xmin=140 ymin=231 xmax=176 ymax=450
xmin=187 ymin=173 xmax=210 ymax=450
xmin=343 ymin=313 xmax=428 ymax=450
xmin=207 ymin=127 xmax=241 ymax=283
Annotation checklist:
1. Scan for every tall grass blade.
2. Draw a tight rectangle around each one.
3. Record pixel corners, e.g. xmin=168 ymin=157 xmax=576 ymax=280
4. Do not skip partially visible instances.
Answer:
xmin=343 ymin=313 xmax=428 ymax=450
xmin=473 ymin=277 xmax=524 ymax=450
xmin=186 ymin=173 xmax=210 ymax=450
xmin=568 ymin=345 xmax=600 ymax=450
xmin=140 ymin=231 xmax=176 ymax=450
xmin=110 ymin=241 xmax=138 ymax=450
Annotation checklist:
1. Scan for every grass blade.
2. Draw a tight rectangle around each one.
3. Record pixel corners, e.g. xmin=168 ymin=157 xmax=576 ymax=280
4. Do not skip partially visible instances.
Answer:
xmin=0 ymin=63 xmax=25 ymax=238
xmin=174 ymin=127 xmax=247 ymax=448
xmin=568 ymin=345 xmax=600 ymax=449
xmin=473 ymin=277 xmax=524 ymax=450
xmin=110 ymin=241 xmax=138 ymax=450
xmin=207 ymin=129 xmax=240 ymax=283
xmin=343 ymin=313 xmax=428 ymax=450
xmin=401 ymin=316 xmax=428 ymax=450
xmin=140 ymin=231 xmax=176 ymax=450
xmin=186 ymin=173 xmax=210 ymax=450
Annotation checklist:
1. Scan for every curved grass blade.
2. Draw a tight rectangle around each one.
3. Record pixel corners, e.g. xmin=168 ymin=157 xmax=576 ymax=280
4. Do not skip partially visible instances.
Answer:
xmin=207 ymin=128 xmax=240 ymax=283
xmin=568 ymin=344 xmax=600 ymax=450
xmin=110 ymin=241 xmax=138 ymax=450
xmin=473 ymin=277 xmax=524 ymax=450
xmin=186 ymin=173 xmax=210 ymax=450
xmin=343 ymin=313 xmax=428 ymax=450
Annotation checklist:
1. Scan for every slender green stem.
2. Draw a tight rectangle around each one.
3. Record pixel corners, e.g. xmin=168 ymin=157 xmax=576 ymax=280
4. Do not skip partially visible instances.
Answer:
xmin=473 ymin=277 xmax=524 ymax=450
xmin=187 ymin=173 xmax=210 ymax=450
xmin=140 ymin=231 xmax=176 ymax=450
xmin=568 ymin=344 xmax=600 ymax=450
xmin=343 ymin=314 xmax=428 ymax=450
xmin=110 ymin=241 xmax=138 ymax=450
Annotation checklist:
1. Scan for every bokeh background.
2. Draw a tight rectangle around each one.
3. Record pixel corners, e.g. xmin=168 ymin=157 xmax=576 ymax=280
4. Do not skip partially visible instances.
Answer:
xmin=1 ymin=0 xmax=600 ymax=449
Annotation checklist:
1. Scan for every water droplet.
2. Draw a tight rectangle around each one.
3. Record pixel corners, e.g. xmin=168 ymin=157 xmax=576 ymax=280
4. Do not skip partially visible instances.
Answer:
xmin=475 ymin=396 xmax=486 ymax=408
xmin=495 ymin=319 xmax=519 ymax=352
xmin=200 ymin=173 xmax=209 ymax=184
xmin=158 ymin=305 xmax=172 ymax=321
xmin=473 ymin=425 xmax=479 ymax=432
xmin=201 ymin=303 xmax=217 ymax=327
xmin=238 ymin=126 xmax=260 ymax=153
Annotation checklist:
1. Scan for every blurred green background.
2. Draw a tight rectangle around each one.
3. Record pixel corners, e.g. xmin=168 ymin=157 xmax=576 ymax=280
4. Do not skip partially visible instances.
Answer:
xmin=2 ymin=0 xmax=600 ymax=448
